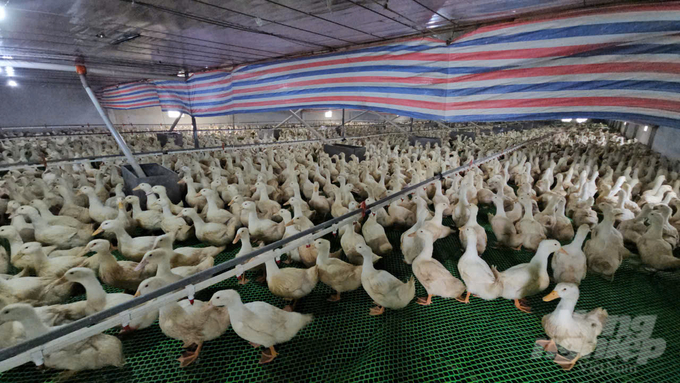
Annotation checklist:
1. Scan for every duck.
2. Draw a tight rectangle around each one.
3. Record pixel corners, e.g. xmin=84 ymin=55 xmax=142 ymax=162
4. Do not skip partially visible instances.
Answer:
xmin=153 ymin=234 xmax=224 ymax=267
xmin=6 ymin=200 xmax=35 ymax=242
xmin=78 ymin=186 xmax=118 ymax=223
xmin=361 ymin=212 xmax=393 ymax=255
xmin=551 ymin=225 xmax=589 ymax=285
xmin=253 ymin=182 xmax=281 ymax=217
xmin=124 ymin=195 xmax=163 ymax=231
xmin=358 ymin=244 xmax=415 ymax=315
xmin=583 ymin=204 xmax=630 ymax=281
xmin=341 ymin=221 xmax=379 ymax=265
xmin=208 ymin=289 xmax=312 ymax=364
xmin=456 ymin=227 xmax=502 ymax=303
xmin=315 ymin=238 xmax=362 ymax=302
xmin=410 ymin=229 xmax=465 ymax=305
xmin=197 ymin=188 xmax=233 ymax=223
xmin=497 ymin=240 xmax=562 ymax=313
xmin=400 ymin=213 xmax=428 ymax=265
xmin=178 ymin=207 xmax=237 ymax=246
xmin=93 ymin=219 xmax=157 ymax=262
xmin=653 ymin=204 xmax=679 ymax=249
xmin=54 ymin=184 xmax=92 ymax=223
xmin=459 ymin=205 xmax=487 ymax=254
xmin=77 ymin=239 xmax=155 ymax=291
xmin=387 ymin=196 xmax=415 ymax=228
xmin=618 ymin=204 xmax=652 ymax=245
xmin=489 ymin=195 xmax=523 ymax=249
xmin=0 ymin=273 xmax=73 ymax=306
xmin=264 ymin=256 xmax=318 ymax=311
xmin=242 ymin=201 xmax=284 ymax=243
xmin=420 ymin=203 xmax=453 ymax=240
xmin=178 ymin=175 xmax=207 ymax=212
xmin=136 ymin=247 xmax=214 ymax=284
xmin=12 ymin=206 xmax=92 ymax=249
xmin=135 ymin=277 xmax=230 ymax=367
xmin=515 ymin=196 xmax=547 ymax=251
xmin=29 ymin=199 xmax=87 ymax=229
xmin=636 ymin=211 xmax=680 ymax=270
xmin=0 ymin=303 xmax=125 ymax=371
xmin=538 ymin=283 xmax=608 ymax=370
xmin=15 ymin=242 xmax=85 ymax=279
xmin=158 ymin=198 xmax=194 ymax=241
xmin=0 ymin=226 xmax=83 ymax=272
xmin=45 ymin=268 xmax=157 ymax=330
xmin=150 ymin=185 xmax=183 ymax=214
xmin=284 ymin=197 xmax=314 ymax=231
xmin=551 ymin=197 xmax=574 ymax=242
xmin=309 ymin=182 xmax=331 ymax=218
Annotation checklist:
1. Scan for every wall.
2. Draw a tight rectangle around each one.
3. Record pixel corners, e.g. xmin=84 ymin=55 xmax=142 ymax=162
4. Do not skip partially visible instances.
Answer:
xmin=651 ymin=126 xmax=680 ymax=161
xmin=0 ymin=83 xmax=102 ymax=126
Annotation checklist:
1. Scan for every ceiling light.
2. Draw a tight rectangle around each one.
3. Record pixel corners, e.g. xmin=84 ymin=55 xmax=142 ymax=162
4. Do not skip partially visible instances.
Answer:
xmin=325 ymin=110 xmax=333 ymax=118
xmin=167 ymin=110 xmax=181 ymax=118
xmin=5 ymin=66 xmax=14 ymax=77
xmin=644 ymin=125 xmax=648 ymax=131
xmin=1 ymin=55 xmax=12 ymax=60
xmin=0 ymin=7 xmax=6 ymax=21
xmin=96 ymin=32 xmax=106 ymax=39
xmin=561 ymin=118 xmax=572 ymax=122
xmin=7 ymin=80 xmax=17 ymax=87
xmin=255 ymin=17 xmax=264 ymax=27
xmin=575 ymin=118 xmax=588 ymax=123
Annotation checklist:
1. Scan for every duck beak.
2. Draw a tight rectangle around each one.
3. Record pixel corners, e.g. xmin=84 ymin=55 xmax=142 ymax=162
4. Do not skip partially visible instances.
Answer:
xmin=133 ymin=290 xmax=141 ymax=298
xmin=76 ymin=191 xmax=83 ymax=196
xmin=178 ymin=179 xmax=186 ymax=185
xmin=132 ymin=186 xmax=142 ymax=191
xmin=228 ymin=199 xmax=235 ymax=207
xmin=557 ymin=248 xmax=569 ymax=255
xmin=285 ymin=220 xmax=295 ymax=227
xmin=118 ymin=201 xmax=124 ymax=209
xmin=233 ymin=233 xmax=241 ymax=244
xmin=542 ymin=290 xmax=560 ymax=302
xmin=283 ymin=201 xmax=290 ymax=206
xmin=195 ymin=192 xmax=202 ymax=197
xmin=407 ymin=232 xmax=417 ymax=237
xmin=92 ymin=226 xmax=104 ymax=236
xmin=134 ymin=258 xmax=149 ymax=272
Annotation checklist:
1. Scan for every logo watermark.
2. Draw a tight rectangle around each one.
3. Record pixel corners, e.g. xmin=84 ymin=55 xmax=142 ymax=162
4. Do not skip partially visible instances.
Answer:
xmin=532 ymin=314 xmax=666 ymax=370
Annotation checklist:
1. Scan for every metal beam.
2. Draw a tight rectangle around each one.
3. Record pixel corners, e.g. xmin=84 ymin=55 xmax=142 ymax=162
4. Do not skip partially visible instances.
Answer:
xmin=168 ymin=114 xmax=184 ymax=132
xmin=369 ymin=111 xmax=410 ymax=134
xmin=77 ymin=66 xmax=146 ymax=178
xmin=340 ymin=110 xmax=370 ymax=127
xmin=435 ymin=120 xmax=450 ymax=130
xmin=2 ymin=60 xmax=180 ymax=81
xmin=273 ymin=109 xmax=302 ymax=128
xmin=191 ymin=115 xmax=199 ymax=148
xmin=289 ymin=110 xmax=326 ymax=141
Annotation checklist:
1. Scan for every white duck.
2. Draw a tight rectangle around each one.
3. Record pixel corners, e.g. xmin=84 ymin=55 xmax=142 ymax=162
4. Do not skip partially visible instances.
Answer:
xmin=410 ymin=229 xmax=465 ymax=305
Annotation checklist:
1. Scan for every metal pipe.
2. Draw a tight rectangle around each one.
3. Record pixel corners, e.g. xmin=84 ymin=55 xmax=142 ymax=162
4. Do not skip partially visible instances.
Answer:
xmin=168 ymin=114 xmax=184 ymax=132
xmin=77 ymin=66 xmax=146 ymax=178
xmin=0 ymin=133 xmax=551 ymax=370
xmin=273 ymin=109 xmax=301 ymax=128
xmin=289 ymin=109 xmax=326 ymax=141
xmin=1 ymin=60 xmax=180 ymax=81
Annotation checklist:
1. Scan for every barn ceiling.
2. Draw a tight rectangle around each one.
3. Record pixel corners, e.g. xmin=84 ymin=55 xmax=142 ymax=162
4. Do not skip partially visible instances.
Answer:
xmin=0 ymin=0 xmax=636 ymax=87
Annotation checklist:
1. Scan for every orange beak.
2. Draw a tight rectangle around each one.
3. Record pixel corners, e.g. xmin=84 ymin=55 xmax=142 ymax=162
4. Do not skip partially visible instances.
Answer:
xmin=542 ymin=290 xmax=560 ymax=302
xmin=133 ymin=291 xmax=141 ymax=298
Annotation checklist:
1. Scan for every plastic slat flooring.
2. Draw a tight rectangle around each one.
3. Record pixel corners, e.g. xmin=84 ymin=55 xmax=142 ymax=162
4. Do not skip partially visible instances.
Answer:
xmin=1 ymin=208 xmax=679 ymax=382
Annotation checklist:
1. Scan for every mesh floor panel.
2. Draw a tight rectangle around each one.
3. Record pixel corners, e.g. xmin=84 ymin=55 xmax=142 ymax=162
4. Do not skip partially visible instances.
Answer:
xmin=1 ymin=209 xmax=679 ymax=382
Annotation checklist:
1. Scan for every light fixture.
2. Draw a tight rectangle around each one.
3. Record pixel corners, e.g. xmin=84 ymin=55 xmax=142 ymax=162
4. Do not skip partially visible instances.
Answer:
xmin=644 ymin=125 xmax=648 ymax=131
xmin=623 ymin=122 xmax=627 ymax=125
xmin=0 ymin=6 xmax=6 ymax=21
xmin=7 ymin=80 xmax=17 ymax=87
xmin=96 ymin=32 xmax=106 ymax=39
xmin=325 ymin=110 xmax=332 ymax=118
xmin=167 ymin=110 xmax=181 ymax=118
xmin=1 ymin=55 xmax=12 ymax=59
xmin=575 ymin=118 xmax=588 ymax=123
xmin=5 ymin=66 xmax=14 ymax=77
xmin=561 ymin=118 xmax=572 ymax=122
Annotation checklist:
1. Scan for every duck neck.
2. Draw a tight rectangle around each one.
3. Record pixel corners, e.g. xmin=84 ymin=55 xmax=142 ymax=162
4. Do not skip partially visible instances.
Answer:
xmin=86 ymin=192 xmax=104 ymax=208
xmin=568 ymin=229 xmax=588 ymax=250
xmin=522 ymin=200 xmax=533 ymax=220
xmin=432 ymin=205 xmax=444 ymax=224
xmin=239 ymin=234 xmax=253 ymax=254
xmin=554 ymin=296 xmax=578 ymax=322
xmin=131 ymin=200 xmax=143 ymax=216
xmin=112 ymin=226 xmax=133 ymax=243
xmin=157 ymin=251 xmax=177 ymax=278
xmin=21 ymin=311 xmax=51 ymax=338
xmin=188 ymin=211 xmax=205 ymax=229
xmin=80 ymin=276 xmax=107 ymax=311
xmin=264 ymin=258 xmax=279 ymax=279
xmin=462 ymin=234 xmax=478 ymax=257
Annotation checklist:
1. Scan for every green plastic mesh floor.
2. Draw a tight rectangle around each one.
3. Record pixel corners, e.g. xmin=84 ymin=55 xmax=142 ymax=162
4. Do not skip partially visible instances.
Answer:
xmin=1 ymin=208 xmax=679 ymax=382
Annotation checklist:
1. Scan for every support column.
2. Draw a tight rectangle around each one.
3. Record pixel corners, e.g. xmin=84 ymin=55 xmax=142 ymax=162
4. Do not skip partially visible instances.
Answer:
xmin=191 ymin=115 xmax=199 ymax=148
xmin=76 ymin=65 xmax=146 ymax=178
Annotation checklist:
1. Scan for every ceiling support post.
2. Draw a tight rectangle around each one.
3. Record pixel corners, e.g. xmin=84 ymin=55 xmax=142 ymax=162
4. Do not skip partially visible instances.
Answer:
xmin=288 ymin=109 xmax=326 ymax=142
xmin=76 ymin=65 xmax=146 ymax=178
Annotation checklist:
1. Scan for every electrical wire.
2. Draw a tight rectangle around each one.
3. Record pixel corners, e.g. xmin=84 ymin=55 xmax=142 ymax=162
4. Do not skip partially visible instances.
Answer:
xmin=344 ymin=0 xmax=426 ymax=35
xmin=409 ymin=0 xmax=459 ymax=26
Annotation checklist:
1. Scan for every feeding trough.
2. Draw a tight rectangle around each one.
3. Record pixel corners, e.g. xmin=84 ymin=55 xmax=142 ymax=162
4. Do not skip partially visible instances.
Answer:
xmin=122 ymin=163 xmax=184 ymax=209
xmin=324 ymin=143 xmax=366 ymax=161
xmin=409 ymin=135 xmax=441 ymax=147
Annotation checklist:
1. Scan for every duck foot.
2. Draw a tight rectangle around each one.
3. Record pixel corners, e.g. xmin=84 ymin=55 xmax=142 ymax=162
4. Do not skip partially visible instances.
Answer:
xmin=282 ymin=299 xmax=298 ymax=312
xmin=514 ymin=298 xmax=532 ymax=313
xmin=249 ymin=342 xmax=261 ymax=348
xmin=456 ymin=291 xmax=471 ymax=304
xmin=255 ymin=275 xmax=267 ymax=283
xmin=535 ymin=339 xmax=557 ymax=353
xmin=416 ymin=295 xmax=432 ymax=306
xmin=553 ymin=353 xmax=580 ymax=371
xmin=177 ymin=342 xmax=203 ymax=367
xmin=327 ymin=293 xmax=341 ymax=302
xmin=118 ymin=325 xmax=136 ymax=335
xmin=259 ymin=346 xmax=278 ymax=364
xmin=512 ymin=245 xmax=522 ymax=251
xmin=369 ymin=305 xmax=385 ymax=316
xmin=237 ymin=275 xmax=249 ymax=285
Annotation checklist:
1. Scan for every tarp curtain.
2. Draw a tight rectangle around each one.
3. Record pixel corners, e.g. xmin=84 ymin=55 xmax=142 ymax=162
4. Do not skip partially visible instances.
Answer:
xmin=99 ymin=3 xmax=680 ymax=128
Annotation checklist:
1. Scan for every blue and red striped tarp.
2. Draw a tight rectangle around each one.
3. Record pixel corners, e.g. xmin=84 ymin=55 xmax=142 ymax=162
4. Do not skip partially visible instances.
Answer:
xmin=99 ymin=3 xmax=680 ymax=128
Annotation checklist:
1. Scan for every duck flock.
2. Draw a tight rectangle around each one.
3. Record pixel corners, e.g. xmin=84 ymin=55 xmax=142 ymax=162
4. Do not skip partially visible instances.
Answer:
xmin=0 ymin=122 xmax=678 ymax=376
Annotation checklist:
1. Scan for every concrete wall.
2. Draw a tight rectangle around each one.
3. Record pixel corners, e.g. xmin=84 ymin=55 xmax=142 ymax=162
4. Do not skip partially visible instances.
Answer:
xmin=0 ymin=83 xmax=102 ymax=126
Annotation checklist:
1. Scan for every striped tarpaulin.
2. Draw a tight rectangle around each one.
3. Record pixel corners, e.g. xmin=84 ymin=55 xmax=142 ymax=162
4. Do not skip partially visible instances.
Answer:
xmin=99 ymin=82 xmax=160 ymax=110
xmin=100 ymin=3 xmax=680 ymax=128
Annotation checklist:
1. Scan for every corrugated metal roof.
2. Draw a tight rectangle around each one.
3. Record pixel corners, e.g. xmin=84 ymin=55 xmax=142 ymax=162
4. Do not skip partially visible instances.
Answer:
xmin=0 ymin=0 xmax=631 ymax=87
